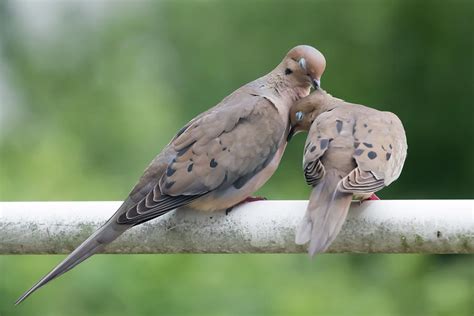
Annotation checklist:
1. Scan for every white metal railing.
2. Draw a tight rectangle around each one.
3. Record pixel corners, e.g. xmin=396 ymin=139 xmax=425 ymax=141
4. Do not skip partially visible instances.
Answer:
xmin=0 ymin=200 xmax=472 ymax=254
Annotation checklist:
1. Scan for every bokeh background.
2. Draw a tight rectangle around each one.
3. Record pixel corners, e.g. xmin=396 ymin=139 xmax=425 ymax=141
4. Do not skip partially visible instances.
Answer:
xmin=0 ymin=0 xmax=473 ymax=315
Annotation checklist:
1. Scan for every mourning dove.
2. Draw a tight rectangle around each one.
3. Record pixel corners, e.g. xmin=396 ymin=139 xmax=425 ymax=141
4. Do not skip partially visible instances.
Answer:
xmin=16 ymin=45 xmax=327 ymax=304
xmin=288 ymin=89 xmax=407 ymax=256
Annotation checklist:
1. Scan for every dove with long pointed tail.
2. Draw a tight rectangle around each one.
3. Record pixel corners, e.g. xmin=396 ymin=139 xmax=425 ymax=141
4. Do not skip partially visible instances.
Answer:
xmin=16 ymin=45 xmax=326 ymax=304
xmin=288 ymin=89 xmax=407 ymax=256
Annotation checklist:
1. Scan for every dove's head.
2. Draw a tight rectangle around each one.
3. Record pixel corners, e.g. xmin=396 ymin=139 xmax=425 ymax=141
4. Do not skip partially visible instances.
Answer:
xmin=288 ymin=89 xmax=332 ymax=139
xmin=282 ymin=45 xmax=326 ymax=90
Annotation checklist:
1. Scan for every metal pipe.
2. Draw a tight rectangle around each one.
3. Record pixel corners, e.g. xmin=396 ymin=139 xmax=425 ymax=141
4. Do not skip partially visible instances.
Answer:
xmin=0 ymin=200 xmax=472 ymax=254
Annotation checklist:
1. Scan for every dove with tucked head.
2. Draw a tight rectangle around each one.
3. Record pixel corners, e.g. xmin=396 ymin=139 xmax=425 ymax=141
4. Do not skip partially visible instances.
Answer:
xmin=289 ymin=89 xmax=407 ymax=256
xmin=16 ymin=45 xmax=326 ymax=304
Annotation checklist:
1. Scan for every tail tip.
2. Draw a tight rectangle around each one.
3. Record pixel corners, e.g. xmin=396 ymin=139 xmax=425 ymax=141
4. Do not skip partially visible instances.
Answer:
xmin=15 ymin=293 xmax=29 ymax=306
xmin=15 ymin=281 xmax=44 ymax=306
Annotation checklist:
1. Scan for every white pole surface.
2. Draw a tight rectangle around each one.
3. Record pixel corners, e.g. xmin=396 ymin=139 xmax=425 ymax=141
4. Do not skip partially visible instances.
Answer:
xmin=0 ymin=200 xmax=472 ymax=254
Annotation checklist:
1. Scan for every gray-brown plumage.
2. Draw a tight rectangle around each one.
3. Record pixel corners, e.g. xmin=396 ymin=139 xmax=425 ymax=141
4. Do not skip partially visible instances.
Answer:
xmin=289 ymin=89 xmax=407 ymax=256
xmin=16 ymin=45 xmax=326 ymax=304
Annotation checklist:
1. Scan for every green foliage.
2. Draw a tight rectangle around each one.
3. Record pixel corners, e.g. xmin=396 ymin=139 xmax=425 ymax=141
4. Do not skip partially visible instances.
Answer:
xmin=0 ymin=0 xmax=472 ymax=315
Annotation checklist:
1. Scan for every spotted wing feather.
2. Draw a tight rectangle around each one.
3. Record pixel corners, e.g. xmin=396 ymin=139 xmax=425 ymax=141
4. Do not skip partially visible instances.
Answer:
xmin=333 ymin=108 xmax=407 ymax=194
xmin=117 ymin=94 xmax=284 ymax=224
xmin=162 ymin=96 xmax=284 ymax=195
xmin=302 ymin=111 xmax=342 ymax=186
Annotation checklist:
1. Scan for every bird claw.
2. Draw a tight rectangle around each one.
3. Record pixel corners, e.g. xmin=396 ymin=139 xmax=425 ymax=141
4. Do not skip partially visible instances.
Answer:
xmin=368 ymin=194 xmax=380 ymax=200
xmin=359 ymin=194 xmax=380 ymax=205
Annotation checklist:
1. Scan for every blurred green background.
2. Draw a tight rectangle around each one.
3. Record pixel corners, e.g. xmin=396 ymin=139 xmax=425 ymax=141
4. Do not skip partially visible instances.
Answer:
xmin=0 ymin=0 xmax=473 ymax=315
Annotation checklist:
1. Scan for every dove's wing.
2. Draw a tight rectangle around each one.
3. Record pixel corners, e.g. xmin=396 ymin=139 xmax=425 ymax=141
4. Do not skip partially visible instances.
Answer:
xmin=297 ymin=108 xmax=356 ymax=253
xmin=117 ymin=93 xmax=285 ymax=224
xmin=301 ymin=109 xmax=345 ymax=186
xmin=338 ymin=109 xmax=407 ymax=194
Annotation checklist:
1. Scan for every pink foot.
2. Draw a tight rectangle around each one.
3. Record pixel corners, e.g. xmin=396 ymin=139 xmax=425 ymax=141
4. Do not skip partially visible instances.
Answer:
xmin=368 ymin=194 xmax=380 ymax=200
xmin=359 ymin=193 xmax=380 ymax=205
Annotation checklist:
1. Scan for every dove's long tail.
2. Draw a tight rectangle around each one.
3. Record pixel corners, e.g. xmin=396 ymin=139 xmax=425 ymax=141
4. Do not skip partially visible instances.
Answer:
xmin=15 ymin=207 xmax=131 ymax=305
xmin=295 ymin=170 xmax=353 ymax=256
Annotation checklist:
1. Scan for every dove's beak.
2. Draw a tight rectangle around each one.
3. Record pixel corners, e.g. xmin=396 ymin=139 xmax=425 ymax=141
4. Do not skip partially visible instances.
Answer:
xmin=312 ymin=78 xmax=321 ymax=90
xmin=287 ymin=125 xmax=297 ymax=142
xmin=287 ymin=126 xmax=295 ymax=142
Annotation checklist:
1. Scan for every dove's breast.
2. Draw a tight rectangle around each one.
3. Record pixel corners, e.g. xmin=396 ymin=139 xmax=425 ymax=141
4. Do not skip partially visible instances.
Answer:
xmin=189 ymin=139 xmax=287 ymax=212
xmin=188 ymin=93 xmax=294 ymax=212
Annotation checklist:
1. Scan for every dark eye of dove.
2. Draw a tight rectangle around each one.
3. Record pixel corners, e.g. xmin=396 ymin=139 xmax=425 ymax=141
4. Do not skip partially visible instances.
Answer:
xmin=296 ymin=111 xmax=304 ymax=122
xmin=298 ymin=58 xmax=307 ymax=71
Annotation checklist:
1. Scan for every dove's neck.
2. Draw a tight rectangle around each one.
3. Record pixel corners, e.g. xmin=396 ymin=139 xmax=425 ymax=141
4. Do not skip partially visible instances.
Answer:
xmin=312 ymin=91 xmax=343 ymax=117
xmin=253 ymin=73 xmax=311 ymax=105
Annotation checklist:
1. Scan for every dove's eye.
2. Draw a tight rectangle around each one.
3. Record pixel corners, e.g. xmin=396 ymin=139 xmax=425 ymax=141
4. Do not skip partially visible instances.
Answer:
xmin=298 ymin=58 xmax=307 ymax=71
xmin=296 ymin=111 xmax=304 ymax=122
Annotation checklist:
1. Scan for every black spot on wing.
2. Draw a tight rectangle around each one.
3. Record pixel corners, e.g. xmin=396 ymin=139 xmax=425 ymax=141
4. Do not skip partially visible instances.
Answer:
xmin=310 ymin=146 xmax=317 ymax=153
xmin=320 ymin=139 xmax=329 ymax=150
xmin=354 ymin=142 xmax=360 ymax=148
xmin=336 ymin=120 xmax=343 ymax=134
xmin=166 ymin=166 xmax=176 ymax=176
xmin=354 ymin=149 xmax=364 ymax=156
xmin=285 ymin=68 xmax=293 ymax=75
xmin=386 ymin=153 xmax=391 ymax=161
xmin=363 ymin=142 xmax=373 ymax=148
xmin=187 ymin=163 xmax=194 ymax=172
xmin=176 ymin=142 xmax=195 ymax=157
xmin=368 ymin=151 xmax=377 ymax=159
xmin=164 ymin=181 xmax=175 ymax=189
xmin=210 ymin=159 xmax=218 ymax=168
